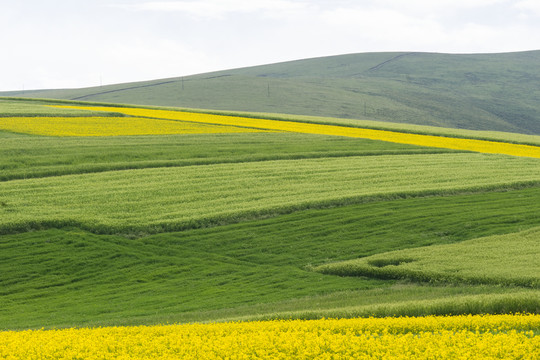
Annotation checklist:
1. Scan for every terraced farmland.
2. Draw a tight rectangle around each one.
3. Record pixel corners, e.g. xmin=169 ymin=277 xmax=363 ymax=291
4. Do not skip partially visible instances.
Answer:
xmin=1 ymin=97 xmax=539 ymax=357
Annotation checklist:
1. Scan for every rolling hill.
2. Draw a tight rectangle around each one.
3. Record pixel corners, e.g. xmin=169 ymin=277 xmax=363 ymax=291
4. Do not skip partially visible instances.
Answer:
xmin=3 ymin=51 xmax=540 ymax=134
xmin=1 ymin=97 xmax=539 ymax=331
xmin=1 ymin=51 xmax=539 ymax=357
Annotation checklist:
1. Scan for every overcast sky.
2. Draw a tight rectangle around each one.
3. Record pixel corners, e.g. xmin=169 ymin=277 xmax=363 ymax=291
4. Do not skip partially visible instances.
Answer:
xmin=1 ymin=0 xmax=539 ymax=91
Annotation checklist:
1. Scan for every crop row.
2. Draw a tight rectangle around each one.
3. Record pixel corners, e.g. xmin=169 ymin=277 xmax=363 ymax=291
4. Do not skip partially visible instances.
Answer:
xmin=0 ymin=132 xmax=449 ymax=181
xmin=0 ymin=116 xmax=267 ymax=136
xmin=316 ymin=227 xmax=540 ymax=288
xmin=1 ymin=153 xmax=540 ymax=235
xmin=58 ymin=105 xmax=540 ymax=158
xmin=1 ymin=314 xmax=538 ymax=359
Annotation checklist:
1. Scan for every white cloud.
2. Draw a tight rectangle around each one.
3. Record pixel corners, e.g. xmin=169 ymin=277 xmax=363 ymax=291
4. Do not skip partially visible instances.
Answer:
xmin=346 ymin=0 xmax=512 ymax=25
xmin=1 ymin=0 xmax=539 ymax=91
xmin=112 ymin=0 xmax=309 ymax=19
xmin=313 ymin=1 xmax=540 ymax=54
xmin=514 ymin=0 xmax=540 ymax=16
xmin=446 ymin=22 xmax=537 ymax=53
xmin=0 ymin=18 xmax=215 ymax=90
xmin=376 ymin=0 xmax=508 ymax=11
xmin=319 ymin=7 xmax=444 ymax=52
xmin=99 ymin=38 xmax=217 ymax=82
xmin=321 ymin=7 xmax=437 ymax=29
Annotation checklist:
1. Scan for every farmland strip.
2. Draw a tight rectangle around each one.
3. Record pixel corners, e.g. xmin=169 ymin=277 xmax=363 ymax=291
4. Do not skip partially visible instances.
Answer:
xmin=58 ymin=105 xmax=540 ymax=158
xmin=1 ymin=153 xmax=539 ymax=235
xmin=1 ymin=315 xmax=538 ymax=359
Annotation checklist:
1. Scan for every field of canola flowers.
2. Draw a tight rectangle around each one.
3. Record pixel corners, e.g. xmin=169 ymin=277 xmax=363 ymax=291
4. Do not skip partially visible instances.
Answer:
xmin=55 ymin=105 xmax=540 ymax=158
xmin=1 ymin=314 xmax=538 ymax=359
xmin=0 ymin=115 xmax=267 ymax=136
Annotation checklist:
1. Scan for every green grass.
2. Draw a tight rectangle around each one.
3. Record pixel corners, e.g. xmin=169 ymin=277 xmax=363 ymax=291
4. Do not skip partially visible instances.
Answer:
xmin=5 ymin=51 xmax=540 ymax=134
xmin=0 ymin=131 xmax=451 ymax=181
xmin=0 ymin=97 xmax=121 ymax=117
xmin=2 ymin=185 xmax=540 ymax=329
xmin=0 ymin=228 xmax=382 ymax=330
xmin=2 ymin=153 xmax=540 ymax=236
xmin=1 ymin=97 xmax=540 ymax=330
xmin=316 ymin=227 xmax=540 ymax=288
xmin=235 ymin=289 xmax=540 ymax=322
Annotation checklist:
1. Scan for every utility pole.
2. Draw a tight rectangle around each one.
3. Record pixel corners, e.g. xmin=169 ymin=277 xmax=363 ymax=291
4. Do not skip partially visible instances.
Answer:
xmin=267 ymin=83 xmax=270 ymax=97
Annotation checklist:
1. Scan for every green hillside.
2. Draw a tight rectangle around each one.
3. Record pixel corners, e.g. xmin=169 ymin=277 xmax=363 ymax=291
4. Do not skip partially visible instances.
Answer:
xmin=4 ymin=51 xmax=540 ymax=134
xmin=316 ymin=227 xmax=540 ymax=288
xmin=1 ymin=98 xmax=540 ymax=330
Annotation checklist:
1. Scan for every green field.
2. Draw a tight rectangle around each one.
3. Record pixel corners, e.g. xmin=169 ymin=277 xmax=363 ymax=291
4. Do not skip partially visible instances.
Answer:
xmin=3 ymin=152 xmax=540 ymax=236
xmin=1 ymin=96 xmax=540 ymax=331
xmin=316 ymin=227 xmax=540 ymax=287
xmin=0 ymin=129 xmax=451 ymax=182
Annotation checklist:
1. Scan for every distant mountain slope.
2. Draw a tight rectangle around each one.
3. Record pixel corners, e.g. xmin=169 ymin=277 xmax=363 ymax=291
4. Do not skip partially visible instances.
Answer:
xmin=4 ymin=51 xmax=540 ymax=134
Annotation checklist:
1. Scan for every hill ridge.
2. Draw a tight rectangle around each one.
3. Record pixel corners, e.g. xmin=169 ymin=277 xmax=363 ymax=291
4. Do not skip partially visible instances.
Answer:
xmin=70 ymin=80 xmax=179 ymax=101
xmin=367 ymin=52 xmax=418 ymax=72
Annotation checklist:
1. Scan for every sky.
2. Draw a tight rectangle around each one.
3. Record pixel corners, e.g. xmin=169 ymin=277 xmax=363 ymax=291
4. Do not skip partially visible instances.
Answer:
xmin=1 ymin=0 xmax=540 ymax=91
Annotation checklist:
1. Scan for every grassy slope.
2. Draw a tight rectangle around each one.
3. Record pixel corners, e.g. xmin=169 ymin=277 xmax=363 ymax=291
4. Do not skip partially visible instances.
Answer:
xmin=0 ymin=131 xmax=447 ymax=182
xmin=316 ymin=227 xmax=540 ymax=287
xmin=4 ymin=51 xmax=540 ymax=134
xmin=2 ymin=187 xmax=540 ymax=329
xmin=1 ymin=98 xmax=540 ymax=330
xmin=2 ymin=153 xmax=540 ymax=236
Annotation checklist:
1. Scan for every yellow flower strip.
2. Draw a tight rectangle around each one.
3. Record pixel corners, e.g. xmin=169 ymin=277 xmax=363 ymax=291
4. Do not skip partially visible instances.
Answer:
xmin=1 ymin=314 xmax=538 ymax=359
xmin=55 ymin=105 xmax=540 ymax=158
xmin=0 ymin=116 xmax=268 ymax=136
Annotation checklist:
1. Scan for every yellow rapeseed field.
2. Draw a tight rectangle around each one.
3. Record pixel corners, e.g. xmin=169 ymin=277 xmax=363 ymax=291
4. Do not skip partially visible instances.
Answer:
xmin=55 ymin=105 xmax=540 ymax=158
xmin=0 ymin=314 xmax=538 ymax=359
xmin=0 ymin=116 xmax=268 ymax=136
